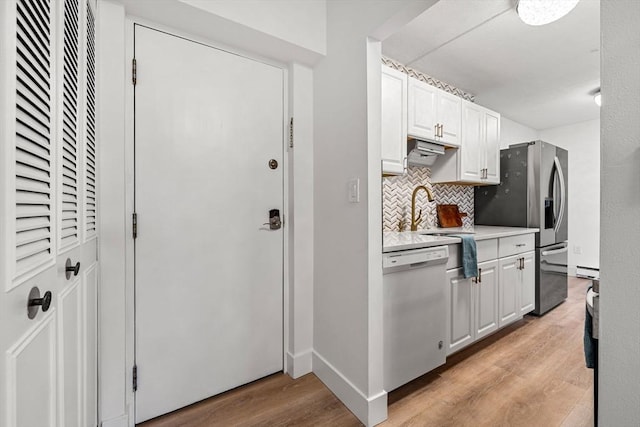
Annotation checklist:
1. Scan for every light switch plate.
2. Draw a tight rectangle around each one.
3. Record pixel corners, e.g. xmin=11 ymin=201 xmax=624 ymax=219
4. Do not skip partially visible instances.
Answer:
xmin=348 ymin=178 xmax=360 ymax=203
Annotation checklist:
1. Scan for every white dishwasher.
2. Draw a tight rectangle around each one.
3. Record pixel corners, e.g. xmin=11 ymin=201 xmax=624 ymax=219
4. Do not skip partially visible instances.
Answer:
xmin=383 ymin=245 xmax=449 ymax=391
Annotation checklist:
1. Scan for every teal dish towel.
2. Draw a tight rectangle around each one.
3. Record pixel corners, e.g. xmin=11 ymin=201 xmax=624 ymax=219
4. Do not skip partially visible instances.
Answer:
xmin=456 ymin=235 xmax=478 ymax=279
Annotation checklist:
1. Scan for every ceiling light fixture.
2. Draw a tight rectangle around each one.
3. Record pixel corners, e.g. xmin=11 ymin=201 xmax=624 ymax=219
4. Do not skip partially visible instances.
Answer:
xmin=516 ymin=0 xmax=581 ymax=26
xmin=594 ymin=91 xmax=601 ymax=107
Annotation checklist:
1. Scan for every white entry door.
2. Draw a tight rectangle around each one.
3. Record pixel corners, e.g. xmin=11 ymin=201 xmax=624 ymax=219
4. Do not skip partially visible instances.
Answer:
xmin=0 ymin=1 xmax=98 ymax=427
xmin=134 ymin=26 xmax=284 ymax=423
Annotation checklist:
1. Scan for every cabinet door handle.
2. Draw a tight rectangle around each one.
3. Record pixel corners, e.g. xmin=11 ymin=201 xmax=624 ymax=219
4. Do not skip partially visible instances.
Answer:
xmin=478 ymin=268 xmax=482 ymax=283
xmin=439 ymin=124 xmax=444 ymax=138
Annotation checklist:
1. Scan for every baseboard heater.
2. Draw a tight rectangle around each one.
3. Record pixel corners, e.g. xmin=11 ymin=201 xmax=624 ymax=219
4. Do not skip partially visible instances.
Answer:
xmin=576 ymin=265 xmax=599 ymax=280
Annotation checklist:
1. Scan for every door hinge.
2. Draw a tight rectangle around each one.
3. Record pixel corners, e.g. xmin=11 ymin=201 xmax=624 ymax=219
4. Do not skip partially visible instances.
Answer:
xmin=133 ymin=365 xmax=138 ymax=391
xmin=289 ymin=117 xmax=294 ymax=148
xmin=132 ymin=58 xmax=137 ymax=86
xmin=132 ymin=212 xmax=138 ymax=239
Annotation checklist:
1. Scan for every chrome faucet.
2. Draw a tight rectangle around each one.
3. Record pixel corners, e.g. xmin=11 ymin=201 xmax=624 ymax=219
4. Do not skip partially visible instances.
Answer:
xmin=411 ymin=185 xmax=435 ymax=231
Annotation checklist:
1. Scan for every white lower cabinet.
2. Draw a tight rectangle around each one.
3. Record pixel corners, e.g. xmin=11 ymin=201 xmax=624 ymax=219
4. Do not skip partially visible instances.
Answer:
xmin=518 ymin=252 xmax=536 ymax=316
xmin=498 ymin=251 xmax=535 ymax=327
xmin=447 ymin=269 xmax=474 ymax=355
xmin=498 ymin=256 xmax=520 ymax=327
xmin=475 ymin=261 xmax=499 ymax=340
xmin=446 ymin=259 xmax=498 ymax=356
xmin=446 ymin=234 xmax=536 ymax=357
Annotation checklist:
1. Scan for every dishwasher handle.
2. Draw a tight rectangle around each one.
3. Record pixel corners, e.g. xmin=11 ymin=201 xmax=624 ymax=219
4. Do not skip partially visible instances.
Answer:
xmin=383 ymin=246 xmax=449 ymax=270
xmin=409 ymin=261 xmax=430 ymax=268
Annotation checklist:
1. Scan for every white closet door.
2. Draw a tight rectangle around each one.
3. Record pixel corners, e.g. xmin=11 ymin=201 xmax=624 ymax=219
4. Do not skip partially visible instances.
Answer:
xmin=0 ymin=1 xmax=98 ymax=426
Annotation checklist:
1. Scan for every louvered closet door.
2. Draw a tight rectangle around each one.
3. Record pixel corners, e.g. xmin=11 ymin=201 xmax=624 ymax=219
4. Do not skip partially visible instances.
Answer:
xmin=0 ymin=1 xmax=98 ymax=426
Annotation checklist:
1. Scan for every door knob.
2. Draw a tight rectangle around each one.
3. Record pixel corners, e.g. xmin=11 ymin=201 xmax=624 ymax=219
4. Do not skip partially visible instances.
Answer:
xmin=27 ymin=286 xmax=52 ymax=319
xmin=65 ymin=258 xmax=81 ymax=280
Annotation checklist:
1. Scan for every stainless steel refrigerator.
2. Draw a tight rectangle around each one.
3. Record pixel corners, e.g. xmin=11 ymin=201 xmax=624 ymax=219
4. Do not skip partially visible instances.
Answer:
xmin=475 ymin=140 xmax=568 ymax=315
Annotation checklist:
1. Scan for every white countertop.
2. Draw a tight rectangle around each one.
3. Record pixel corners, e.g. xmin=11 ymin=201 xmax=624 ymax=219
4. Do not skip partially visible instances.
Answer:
xmin=383 ymin=225 xmax=540 ymax=253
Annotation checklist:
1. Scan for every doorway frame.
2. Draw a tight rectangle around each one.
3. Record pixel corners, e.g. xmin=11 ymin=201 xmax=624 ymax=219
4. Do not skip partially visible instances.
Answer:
xmin=122 ymin=17 xmax=292 ymax=422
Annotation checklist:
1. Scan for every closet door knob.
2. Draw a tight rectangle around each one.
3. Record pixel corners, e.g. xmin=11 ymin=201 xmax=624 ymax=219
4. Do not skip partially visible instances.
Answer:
xmin=27 ymin=287 xmax=52 ymax=319
xmin=65 ymin=258 xmax=81 ymax=279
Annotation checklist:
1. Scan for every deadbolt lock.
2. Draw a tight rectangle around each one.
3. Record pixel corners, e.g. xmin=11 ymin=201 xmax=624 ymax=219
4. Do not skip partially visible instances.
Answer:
xmin=268 ymin=159 xmax=278 ymax=170
xmin=263 ymin=209 xmax=282 ymax=230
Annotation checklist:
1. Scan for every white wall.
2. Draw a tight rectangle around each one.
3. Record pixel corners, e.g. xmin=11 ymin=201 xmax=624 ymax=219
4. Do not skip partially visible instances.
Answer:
xmin=312 ymin=1 xmax=435 ymax=425
xmin=539 ymin=119 xmax=600 ymax=274
xmin=97 ymin=2 xmax=130 ymax=426
xmin=118 ymin=0 xmax=324 ymax=66
xmin=178 ymin=0 xmax=326 ymax=56
xmin=600 ymin=1 xmax=640 ymax=423
xmin=500 ymin=116 xmax=539 ymax=148
xmin=287 ymin=63 xmax=315 ymax=378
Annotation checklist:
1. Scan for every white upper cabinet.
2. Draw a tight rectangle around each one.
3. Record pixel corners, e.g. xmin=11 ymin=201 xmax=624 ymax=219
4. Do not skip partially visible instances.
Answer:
xmin=483 ymin=108 xmax=500 ymax=184
xmin=381 ymin=65 xmax=407 ymax=175
xmin=407 ymin=77 xmax=460 ymax=147
xmin=437 ymin=90 xmax=462 ymax=146
xmin=380 ymin=67 xmax=499 ymax=182
xmin=407 ymin=78 xmax=437 ymax=141
xmin=460 ymin=102 xmax=484 ymax=182
xmin=460 ymin=101 xmax=500 ymax=184
xmin=431 ymin=99 xmax=501 ymax=185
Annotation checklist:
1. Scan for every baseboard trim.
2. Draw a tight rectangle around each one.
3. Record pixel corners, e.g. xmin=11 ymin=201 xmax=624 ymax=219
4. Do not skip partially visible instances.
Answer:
xmin=312 ymin=351 xmax=387 ymax=427
xmin=100 ymin=414 xmax=128 ymax=427
xmin=286 ymin=349 xmax=313 ymax=379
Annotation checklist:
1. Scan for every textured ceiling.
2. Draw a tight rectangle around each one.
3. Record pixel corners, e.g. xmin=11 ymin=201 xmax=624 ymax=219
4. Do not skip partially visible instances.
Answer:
xmin=382 ymin=0 xmax=600 ymax=130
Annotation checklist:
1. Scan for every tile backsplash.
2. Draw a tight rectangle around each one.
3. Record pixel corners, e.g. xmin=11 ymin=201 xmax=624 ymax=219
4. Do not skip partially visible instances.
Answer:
xmin=382 ymin=57 xmax=475 ymax=102
xmin=382 ymin=167 xmax=474 ymax=232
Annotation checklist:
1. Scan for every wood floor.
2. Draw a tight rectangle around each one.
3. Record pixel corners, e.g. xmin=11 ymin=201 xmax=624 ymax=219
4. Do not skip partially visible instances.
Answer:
xmin=139 ymin=277 xmax=594 ymax=427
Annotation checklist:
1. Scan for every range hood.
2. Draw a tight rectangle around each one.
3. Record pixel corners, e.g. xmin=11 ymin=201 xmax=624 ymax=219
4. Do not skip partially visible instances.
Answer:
xmin=407 ymin=139 xmax=446 ymax=167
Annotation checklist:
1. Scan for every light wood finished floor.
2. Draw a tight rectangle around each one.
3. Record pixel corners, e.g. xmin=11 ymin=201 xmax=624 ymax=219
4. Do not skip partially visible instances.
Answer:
xmin=139 ymin=277 xmax=594 ymax=427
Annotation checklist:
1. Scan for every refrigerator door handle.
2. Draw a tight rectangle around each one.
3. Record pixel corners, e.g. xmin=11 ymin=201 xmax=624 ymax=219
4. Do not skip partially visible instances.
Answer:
xmin=541 ymin=244 xmax=568 ymax=257
xmin=553 ymin=156 xmax=566 ymax=233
